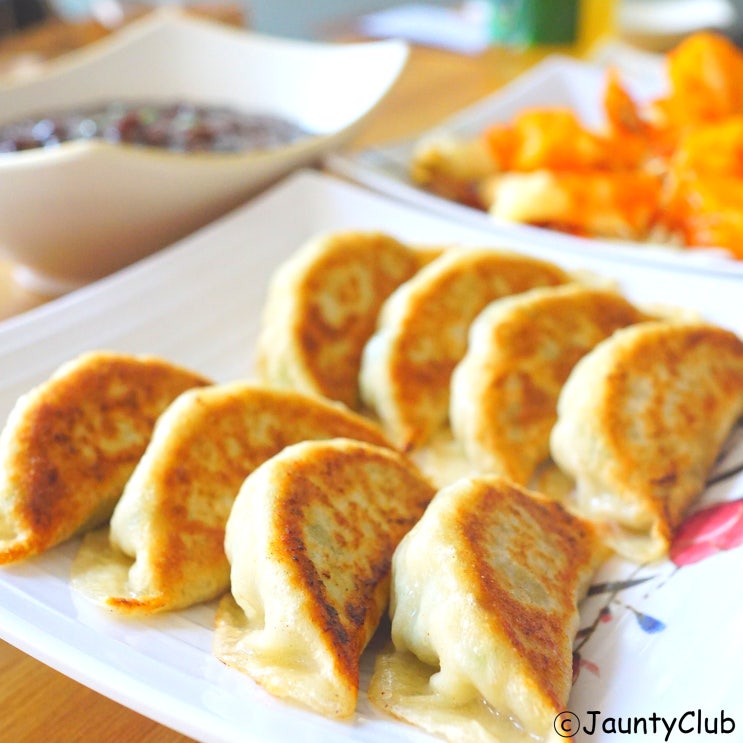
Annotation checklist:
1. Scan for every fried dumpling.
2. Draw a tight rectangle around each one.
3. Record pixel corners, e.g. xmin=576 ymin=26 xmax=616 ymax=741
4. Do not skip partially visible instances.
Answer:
xmin=369 ymin=476 xmax=607 ymax=743
xmin=359 ymin=248 xmax=570 ymax=450
xmin=0 ymin=351 xmax=209 ymax=564
xmin=71 ymin=384 xmax=390 ymax=614
xmin=255 ymin=231 xmax=436 ymax=409
xmin=214 ymin=438 xmax=435 ymax=718
xmin=550 ymin=321 xmax=743 ymax=562
xmin=450 ymin=285 xmax=650 ymax=485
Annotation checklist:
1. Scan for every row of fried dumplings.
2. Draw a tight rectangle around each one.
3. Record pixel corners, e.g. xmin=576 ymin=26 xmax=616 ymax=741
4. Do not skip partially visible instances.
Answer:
xmin=256 ymin=231 xmax=743 ymax=562
xmin=0 ymin=231 xmax=742 ymax=743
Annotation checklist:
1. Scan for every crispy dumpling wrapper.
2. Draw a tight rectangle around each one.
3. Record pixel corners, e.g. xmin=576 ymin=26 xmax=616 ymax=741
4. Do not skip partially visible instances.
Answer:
xmin=550 ymin=321 xmax=743 ymax=562
xmin=369 ymin=476 xmax=608 ymax=743
xmin=214 ymin=438 xmax=435 ymax=718
xmin=450 ymin=285 xmax=650 ymax=485
xmin=359 ymin=248 xmax=570 ymax=450
xmin=255 ymin=231 xmax=436 ymax=409
xmin=0 ymin=351 xmax=209 ymax=564
xmin=71 ymin=384 xmax=390 ymax=614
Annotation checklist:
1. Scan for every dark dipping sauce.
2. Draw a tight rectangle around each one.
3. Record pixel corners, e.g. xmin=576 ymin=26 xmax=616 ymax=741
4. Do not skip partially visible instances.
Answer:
xmin=0 ymin=100 xmax=313 ymax=154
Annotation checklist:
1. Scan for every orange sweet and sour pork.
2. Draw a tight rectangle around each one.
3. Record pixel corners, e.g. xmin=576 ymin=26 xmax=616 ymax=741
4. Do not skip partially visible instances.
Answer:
xmin=412 ymin=31 xmax=743 ymax=259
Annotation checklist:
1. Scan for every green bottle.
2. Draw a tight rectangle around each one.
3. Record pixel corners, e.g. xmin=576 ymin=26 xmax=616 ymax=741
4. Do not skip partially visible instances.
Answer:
xmin=489 ymin=0 xmax=579 ymax=46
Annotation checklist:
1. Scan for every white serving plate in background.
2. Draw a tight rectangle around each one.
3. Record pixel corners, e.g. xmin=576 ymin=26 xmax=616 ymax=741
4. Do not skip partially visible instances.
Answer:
xmin=0 ymin=170 xmax=741 ymax=743
xmin=327 ymin=55 xmax=743 ymax=278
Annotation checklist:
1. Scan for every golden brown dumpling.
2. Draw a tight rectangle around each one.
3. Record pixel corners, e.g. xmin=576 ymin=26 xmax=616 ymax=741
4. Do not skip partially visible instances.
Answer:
xmin=359 ymin=248 xmax=570 ymax=450
xmin=214 ymin=438 xmax=434 ymax=718
xmin=0 ymin=351 xmax=209 ymax=564
xmin=369 ymin=475 xmax=607 ymax=743
xmin=450 ymin=284 xmax=649 ymax=485
xmin=551 ymin=321 xmax=743 ymax=562
xmin=71 ymin=384 xmax=390 ymax=613
xmin=255 ymin=231 xmax=435 ymax=408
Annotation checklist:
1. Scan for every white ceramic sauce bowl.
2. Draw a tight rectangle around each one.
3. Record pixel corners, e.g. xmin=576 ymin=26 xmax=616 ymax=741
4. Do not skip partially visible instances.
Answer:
xmin=0 ymin=10 xmax=408 ymax=294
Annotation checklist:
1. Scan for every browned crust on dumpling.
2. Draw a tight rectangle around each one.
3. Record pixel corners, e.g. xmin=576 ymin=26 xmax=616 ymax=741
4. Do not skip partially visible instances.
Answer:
xmin=369 ymin=474 xmax=606 ymax=739
xmin=103 ymin=386 xmax=393 ymax=613
xmin=364 ymin=249 xmax=570 ymax=450
xmin=458 ymin=478 xmax=603 ymax=710
xmin=269 ymin=441 xmax=435 ymax=701
xmin=452 ymin=285 xmax=650 ymax=484
xmin=586 ymin=323 xmax=743 ymax=543
xmin=256 ymin=232 xmax=438 ymax=408
xmin=297 ymin=235 xmax=422 ymax=405
xmin=0 ymin=351 xmax=210 ymax=563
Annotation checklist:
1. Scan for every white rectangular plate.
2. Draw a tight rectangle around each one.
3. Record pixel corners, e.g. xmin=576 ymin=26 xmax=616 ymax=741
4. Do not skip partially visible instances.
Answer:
xmin=0 ymin=169 xmax=742 ymax=743
xmin=327 ymin=55 xmax=743 ymax=278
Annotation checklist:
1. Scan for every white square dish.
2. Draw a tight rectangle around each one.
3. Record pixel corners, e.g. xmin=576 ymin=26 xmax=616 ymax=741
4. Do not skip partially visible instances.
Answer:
xmin=0 ymin=170 xmax=741 ymax=743
xmin=327 ymin=55 xmax=743 ymax=278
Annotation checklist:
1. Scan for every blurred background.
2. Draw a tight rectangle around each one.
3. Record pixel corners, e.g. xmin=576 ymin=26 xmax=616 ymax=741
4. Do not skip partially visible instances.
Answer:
xmin=1 ymin=0 xmax=742 ymax=48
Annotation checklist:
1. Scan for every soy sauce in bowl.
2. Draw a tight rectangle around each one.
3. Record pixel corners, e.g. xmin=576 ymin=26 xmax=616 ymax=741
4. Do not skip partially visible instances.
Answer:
xmin=0 ymin=100 xmax=312 ymax=154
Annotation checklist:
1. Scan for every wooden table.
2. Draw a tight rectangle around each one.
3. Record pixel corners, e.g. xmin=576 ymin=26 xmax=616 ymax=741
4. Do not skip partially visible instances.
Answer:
xmin=0 ymin=14 xmax=553 ymax=743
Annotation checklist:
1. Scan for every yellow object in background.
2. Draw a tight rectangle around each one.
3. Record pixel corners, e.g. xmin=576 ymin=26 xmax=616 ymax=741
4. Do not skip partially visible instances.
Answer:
xmin=576 ymin=0 xmax=618 ymax=53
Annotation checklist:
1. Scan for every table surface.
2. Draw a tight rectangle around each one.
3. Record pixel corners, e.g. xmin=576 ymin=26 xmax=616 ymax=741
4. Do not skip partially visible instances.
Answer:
xmin=0 ymin=12 xmax=554 ymax=743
